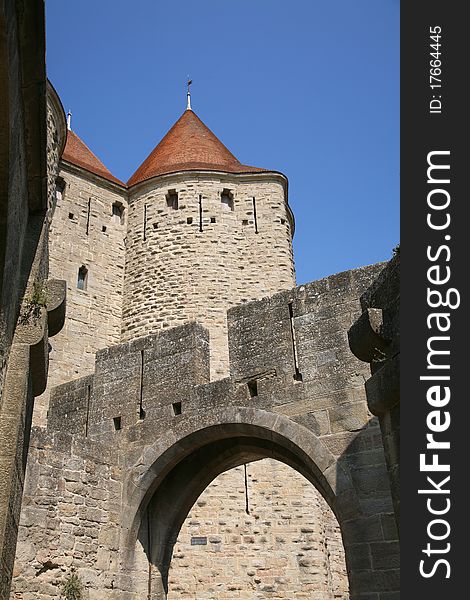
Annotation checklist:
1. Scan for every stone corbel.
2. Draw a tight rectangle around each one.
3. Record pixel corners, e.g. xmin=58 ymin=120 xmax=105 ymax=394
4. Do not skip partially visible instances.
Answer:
xmin=14 ymin=279 xmax=66 ymax=396
xmin=347 ymin=307 xmax=390 ymax=363
xmin=348 ymin=306 xmax=399 ymax=416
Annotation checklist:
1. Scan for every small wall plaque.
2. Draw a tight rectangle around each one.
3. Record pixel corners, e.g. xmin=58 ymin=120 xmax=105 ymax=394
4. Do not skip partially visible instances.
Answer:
xmin=191 ymin=536 xmax=207 ymax=546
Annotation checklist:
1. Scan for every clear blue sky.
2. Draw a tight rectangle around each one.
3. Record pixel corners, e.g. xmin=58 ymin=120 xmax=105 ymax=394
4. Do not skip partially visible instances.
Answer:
xmin=46 ymin=0 xmax=399 ymax=285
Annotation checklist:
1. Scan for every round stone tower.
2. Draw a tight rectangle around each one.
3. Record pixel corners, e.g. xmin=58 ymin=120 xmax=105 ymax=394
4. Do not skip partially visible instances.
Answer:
xmin=122 ymin=100 xmax=296 ymax=378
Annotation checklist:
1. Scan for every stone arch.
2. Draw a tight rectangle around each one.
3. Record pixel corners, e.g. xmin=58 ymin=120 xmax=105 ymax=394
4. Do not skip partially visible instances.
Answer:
xmin=121 ymin=408 xmax=361 ymax=598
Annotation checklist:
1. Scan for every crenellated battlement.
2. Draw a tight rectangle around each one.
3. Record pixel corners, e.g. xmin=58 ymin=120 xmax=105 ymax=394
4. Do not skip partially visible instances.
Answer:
xmin=46 ymin=264 xmax=384 ymax=446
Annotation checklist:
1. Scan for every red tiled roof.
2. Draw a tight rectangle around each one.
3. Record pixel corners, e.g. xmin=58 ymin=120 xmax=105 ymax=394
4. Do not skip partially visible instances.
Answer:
xmin=62 ymin=130 xmax=124 ymax=186
xmin=127 ymin=109 xmax=266 ymax=187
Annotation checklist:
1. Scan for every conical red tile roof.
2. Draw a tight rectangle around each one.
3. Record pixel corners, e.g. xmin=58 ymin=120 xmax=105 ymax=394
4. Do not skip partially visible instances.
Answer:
xmin=127 ymin=109 xmax=266 ymax=187
xmin=62 ymin=130 xmax=124 ymax=186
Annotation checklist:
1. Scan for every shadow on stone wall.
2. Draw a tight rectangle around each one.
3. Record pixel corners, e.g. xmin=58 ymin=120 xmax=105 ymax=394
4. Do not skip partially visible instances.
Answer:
xmin=337 ymin=418 xmax=399 ymax=599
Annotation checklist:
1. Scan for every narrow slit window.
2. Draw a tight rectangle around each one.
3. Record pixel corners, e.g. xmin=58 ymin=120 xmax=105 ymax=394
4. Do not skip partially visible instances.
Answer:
xmin=139 ymin=350 xmax=146 ymax=420
xmin=86 ymin=198 xmax=91 ymax=235
xmin=113 ymin=416 xmax=121 ymax=431
xmin=252 ymin=197 xmax=259 ymax=233
xmin=77 ymin=266 xmax=88 ymax=291
xmin=166 ymin=190 xmax=179 ymax=210
xmin=112 ymin=202 xmax=125 ymax=224
xmin=248 ymin=380 xmax=258 ymax=398
xmin=289 ymin=302 xmax=303 ymax=382
xmin=172 ymin=401 xmax=182 ymax=416
xmin=199 ymin=195 xmax=203 ymax=232
xmin=85 ymin=385 xmax=91 ymax=438
xmin=221 ymin=189 xmax=234 ymax=211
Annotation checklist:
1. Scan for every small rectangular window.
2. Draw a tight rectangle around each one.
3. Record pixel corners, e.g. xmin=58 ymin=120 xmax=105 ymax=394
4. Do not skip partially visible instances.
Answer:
xmin=112 ymin=202 xmax=125 ymax=224
xmin=166 ymin=190 xmax=179 ymax=210
xmin=248 ymin=380 xmax=258 ymax=398
xmin=113 ymin=416 xmax=121 ymax=431
xmin=221 ymin=189 xmax=234 ymax=211
xmin=77 ymin=266 xmax=88 ymax=291
xmin=172 ymin=402 xmax=182 ymax=416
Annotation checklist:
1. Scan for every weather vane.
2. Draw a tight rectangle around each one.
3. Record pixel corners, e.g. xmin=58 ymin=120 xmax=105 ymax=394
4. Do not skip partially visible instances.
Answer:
xmin=186 ymin=76 xmax=192 ymax=110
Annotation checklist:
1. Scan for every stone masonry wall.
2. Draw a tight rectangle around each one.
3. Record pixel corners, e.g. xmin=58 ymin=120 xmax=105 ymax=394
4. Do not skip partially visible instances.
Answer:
xmin=11 ymin=265 xmax=399 ymax=600
xmin=10 ymin=428 xmax=122 ymax=599
xmin=168 ymin=459 xmax=349 ymax=600
xmin=11 ymin=451 xmax=347 ymax=600
xmin=122 ymin=173 xmax=295 ymax=379
xmin=32 ymin=167 xmax=127 ymax=426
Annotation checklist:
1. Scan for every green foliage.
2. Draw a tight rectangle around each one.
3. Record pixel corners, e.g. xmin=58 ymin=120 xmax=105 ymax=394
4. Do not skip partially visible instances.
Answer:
xmin=19 ymin=281 xmax=47 ymax=324
xmin=60 ymin=569 xmax=83 ymax=600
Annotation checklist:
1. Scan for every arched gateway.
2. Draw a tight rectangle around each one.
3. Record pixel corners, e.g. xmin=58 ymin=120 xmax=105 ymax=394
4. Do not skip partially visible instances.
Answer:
xmin=11 ymin=265 xmax=399 ymax=599
xmin=124 ymin=409 xmax=358 ymax=597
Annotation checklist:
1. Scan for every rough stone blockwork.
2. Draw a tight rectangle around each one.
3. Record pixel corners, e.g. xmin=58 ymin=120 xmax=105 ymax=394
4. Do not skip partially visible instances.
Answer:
xmin=168 ymin=460 xmax=349 ymax=600
xmin=32 ymin=168 xmax=127 ymax=427
xmin=348 ymin=255 xmax=400 ymax=530
xmin=123 ymin=174 xmax=295 ymax=379
xmin=11 ymin=264 xmax=399 ymax=600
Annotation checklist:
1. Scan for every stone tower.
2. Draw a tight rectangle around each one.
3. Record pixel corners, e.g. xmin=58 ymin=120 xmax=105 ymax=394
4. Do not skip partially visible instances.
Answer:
xmin=36 ymin=98 xmax=296 ymax=424
xmin=122 ymin=103 xmax=295 ymax=378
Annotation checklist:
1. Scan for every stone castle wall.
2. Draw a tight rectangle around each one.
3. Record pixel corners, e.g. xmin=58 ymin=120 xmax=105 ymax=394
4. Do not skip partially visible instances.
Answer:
xmin=122 ymin=173 xmax=295 ymax=379
xmin=32 ymin=167 xmax=127 ymax=426
xmin=168 ymin=459 xmax=349 ymax=600
xmin=11 ymin=266 xmax=399 ymax=600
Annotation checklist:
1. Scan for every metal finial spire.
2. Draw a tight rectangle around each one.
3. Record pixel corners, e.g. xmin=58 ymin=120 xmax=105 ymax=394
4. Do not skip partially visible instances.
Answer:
xmin=67 ymin=110 xmax=72 ymax=131
xmin=186 ymin=77 xmax=192 ymax=110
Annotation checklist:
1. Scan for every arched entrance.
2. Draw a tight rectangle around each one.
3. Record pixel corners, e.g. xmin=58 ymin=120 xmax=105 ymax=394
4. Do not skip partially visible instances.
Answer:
xmin=167 ymin=458 xmax=349 ymax=599
xmin=121 ymin=408 xmax=361 ymax=599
